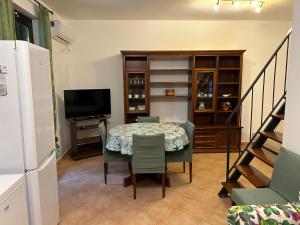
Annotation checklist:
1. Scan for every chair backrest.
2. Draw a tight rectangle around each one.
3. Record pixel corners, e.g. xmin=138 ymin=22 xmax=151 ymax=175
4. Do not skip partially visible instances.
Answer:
xmin=270 ymin=147 xmax=300 ymax=202
xmin=137 ymin=116 xmax=160 ymax=123
xmin=132 ymin=133 xmax=165 ymax=174
xmin=98 ymin=122 xmax=107 ymax=152
xmin=184 ymin=120 xmax=195 ymax=155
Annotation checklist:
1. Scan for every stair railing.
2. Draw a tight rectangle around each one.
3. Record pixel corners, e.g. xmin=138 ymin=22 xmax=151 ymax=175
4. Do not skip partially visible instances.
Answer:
xmin=225 ymin=29 xmax=292 ymax=182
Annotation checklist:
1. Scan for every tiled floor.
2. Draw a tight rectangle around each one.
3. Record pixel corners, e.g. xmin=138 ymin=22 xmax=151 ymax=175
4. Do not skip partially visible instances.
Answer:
xmin=57 ymin=153 xmax=271 ymax=225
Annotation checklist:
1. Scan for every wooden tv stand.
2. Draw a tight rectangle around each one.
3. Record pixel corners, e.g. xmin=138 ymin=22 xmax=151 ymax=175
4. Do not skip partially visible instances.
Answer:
xmin=68 ymin=116 xmax=107 ymax=160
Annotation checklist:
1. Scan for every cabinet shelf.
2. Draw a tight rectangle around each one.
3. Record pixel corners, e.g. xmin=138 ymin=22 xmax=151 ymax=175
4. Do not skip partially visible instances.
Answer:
xmin=218 ymin=82 xmax=240 ymax=85
xmin=126 ymin=110 xmax=148 ymax=114
xmin=125 ymin=69 xmax=147 ymax=72
xmin=216 ymin=110 xmax=233 ymax=113
xmin=150 ymin=95 xmax=190 ymax=100
xmin=77 ymin=136 xmax=100 ymax=146
xmin=128 ymin=98 xmax=146 ymax=101
xmin=217 ymin=96 xmax=239 ymax=99
xmin=194 ymin=109 xmax=214 ymax=113
xmin=150 ymin=81 xmax=191 ymax=86
xmin=149 ymin=69 xmax=192 ymax=74
xmin=219 ymin=68 xmax=240 ymax=70
xmin=195 ymin=125 xmax=241 ymax=130
xmin=197 ymin=96 xmax=213 ymax=99
xmin=76 ymin=125 xmax=99 ymax=130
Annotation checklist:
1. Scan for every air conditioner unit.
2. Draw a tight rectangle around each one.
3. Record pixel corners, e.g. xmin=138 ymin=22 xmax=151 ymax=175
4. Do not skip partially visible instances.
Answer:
xmin=50 ymin=20 xmax=74 ymax=45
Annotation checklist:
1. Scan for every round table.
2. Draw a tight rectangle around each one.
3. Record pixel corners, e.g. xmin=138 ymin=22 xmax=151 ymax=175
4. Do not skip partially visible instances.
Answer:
xmin=106 ymin=122 xmax=189 ymax=155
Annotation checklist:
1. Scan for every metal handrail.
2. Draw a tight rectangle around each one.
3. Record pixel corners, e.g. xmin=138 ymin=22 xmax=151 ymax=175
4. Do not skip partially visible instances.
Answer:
xmin=225 ymin=29 xmax=292 ymax=181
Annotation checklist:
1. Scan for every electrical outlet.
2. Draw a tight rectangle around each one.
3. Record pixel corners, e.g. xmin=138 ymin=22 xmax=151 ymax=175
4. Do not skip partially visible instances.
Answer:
xmin=0 ymin=65 xmax=8 ymax=74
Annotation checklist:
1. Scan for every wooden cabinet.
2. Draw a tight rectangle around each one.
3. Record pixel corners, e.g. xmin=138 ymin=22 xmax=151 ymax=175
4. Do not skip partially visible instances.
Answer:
xmin=123 ymin=55 xmax=149 ymax=123
xmin=192 ymin=53 xmax=244 ymax=152
xmin=121 ymin=50 xmax=245 ymax=152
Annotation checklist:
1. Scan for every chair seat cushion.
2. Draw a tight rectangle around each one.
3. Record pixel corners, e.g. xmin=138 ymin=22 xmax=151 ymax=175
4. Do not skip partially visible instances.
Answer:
xmin=165 ymin=149 xmax=190 ymax=162
xmin=104 ymin=150 xmax=130 ymax=162
xmin=231 ymin=188 xmax=288 ymax=205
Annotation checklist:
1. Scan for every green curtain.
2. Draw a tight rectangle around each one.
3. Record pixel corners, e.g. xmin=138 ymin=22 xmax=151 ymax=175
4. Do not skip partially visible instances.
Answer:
xmin=0 ymin=0 xmax=16 ymax=40
xmin=38 ymin=5 xmax=60 ymax=151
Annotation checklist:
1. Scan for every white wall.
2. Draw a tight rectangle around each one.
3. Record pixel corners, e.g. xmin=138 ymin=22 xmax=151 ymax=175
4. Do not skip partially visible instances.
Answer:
xmin=52 ymin=41 xmax=71 ymax=153
xmin=283 ymin=1 xmax=300 ymax=155
xmin=67 ymin=20 xmax=291 ymax=133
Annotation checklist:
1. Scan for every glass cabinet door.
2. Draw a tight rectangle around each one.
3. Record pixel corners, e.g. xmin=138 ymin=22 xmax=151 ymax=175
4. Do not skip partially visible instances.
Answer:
xmin=195 ymin=71 xmax=215 ymax=111
xmin=127 ymin=72 xmax=147 ymax=112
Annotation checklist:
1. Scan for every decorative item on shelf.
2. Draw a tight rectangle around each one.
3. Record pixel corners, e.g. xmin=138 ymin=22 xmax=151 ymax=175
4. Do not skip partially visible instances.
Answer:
xmin=137 ymin=105 xmax=145 ymax=111
xmin=129 ymin=106 xmax=136 ymax=111
xmin=128 ymin=89 xmax=133 ymax=99
xmin=198 ymin=102 xmax=205 ymax=110
xmin=222 ymin=101 xmax=231 ymax=111
xmin=166 ymin=89 xmax=175 ymax=96
xmin=141 ymin=90 xmax=145 ymax=99
xmin=198 ymin=92 xmax=204 ymax=98
xmin=208 ymin=93 xmax=213 ymax=98
xmin=222 ymin=93 xmax=231 ymax=97
xmin=134 ymin=93 xmax=140 ymax=99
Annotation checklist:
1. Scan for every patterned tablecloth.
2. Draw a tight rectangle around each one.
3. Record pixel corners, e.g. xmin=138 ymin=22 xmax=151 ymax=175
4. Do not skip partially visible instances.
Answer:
xmin=106 ymin=123 xmax=189 ymax=155
xmin=228 ymin=202 xmax=300 ymax=225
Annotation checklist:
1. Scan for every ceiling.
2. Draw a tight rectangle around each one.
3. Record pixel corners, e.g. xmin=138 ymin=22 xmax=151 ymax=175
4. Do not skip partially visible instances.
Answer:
xmin=43 ymin=0 xmax=293 ymax=20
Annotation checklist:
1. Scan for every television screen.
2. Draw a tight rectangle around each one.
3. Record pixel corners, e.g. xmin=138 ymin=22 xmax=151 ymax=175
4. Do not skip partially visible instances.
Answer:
xmin=64 ymin=89 xmax=111 ymax=118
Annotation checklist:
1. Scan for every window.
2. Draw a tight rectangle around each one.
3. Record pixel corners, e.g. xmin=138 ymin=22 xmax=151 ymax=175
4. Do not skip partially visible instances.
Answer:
xmin=14 ymin=10 xmax=34 ymax=44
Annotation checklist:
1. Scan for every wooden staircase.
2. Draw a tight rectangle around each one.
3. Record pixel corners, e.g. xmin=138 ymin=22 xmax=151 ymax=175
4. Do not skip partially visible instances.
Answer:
xmin=219 ymin=101 xmax=285 ymax=197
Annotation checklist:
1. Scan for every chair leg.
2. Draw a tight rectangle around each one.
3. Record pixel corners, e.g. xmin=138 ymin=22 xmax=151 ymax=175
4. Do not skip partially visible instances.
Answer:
xmin=104 ymin=162 xmax=108 ymax=184
xmin=128 ymin=161 xmax=133 ymax=175
xmin=162 ymin=173 xmax=166 ymax=198
xmin=132 ymin=174 xmax=136 ymax=199
xmin=189 ymin=162 xmax=192 ymax=183
xmin=183 ymin=162 xmax=186 ymax=173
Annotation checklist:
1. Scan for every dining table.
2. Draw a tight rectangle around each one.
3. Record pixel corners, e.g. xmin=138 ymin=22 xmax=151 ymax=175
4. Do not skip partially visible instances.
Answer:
xmin=106 ymin=122 xmax=189 ymax=187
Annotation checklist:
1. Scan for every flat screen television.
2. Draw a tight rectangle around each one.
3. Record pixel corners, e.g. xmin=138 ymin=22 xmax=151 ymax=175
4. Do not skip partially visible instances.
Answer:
xmin=64 ymin=89 xmax=111 ymax=118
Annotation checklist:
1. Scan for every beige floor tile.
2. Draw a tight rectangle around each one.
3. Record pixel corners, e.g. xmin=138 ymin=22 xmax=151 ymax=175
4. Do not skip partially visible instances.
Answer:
xmin=57 ymin=153 xmax=271 ymax=225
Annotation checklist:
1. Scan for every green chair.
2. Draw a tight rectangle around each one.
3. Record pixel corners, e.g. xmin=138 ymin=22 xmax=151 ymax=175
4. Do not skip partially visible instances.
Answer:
xmin=131 ymin=133 xmax=166 ymax=199
xmin=137 ymin=116 xmax=160 ymax=123
xmin=231 ymin=148 xmax=300 ymax=205
xmin=165 ymin=121 xmax=195 ymax=183
xmin=99 ymin=122 xmax=129 ymax=184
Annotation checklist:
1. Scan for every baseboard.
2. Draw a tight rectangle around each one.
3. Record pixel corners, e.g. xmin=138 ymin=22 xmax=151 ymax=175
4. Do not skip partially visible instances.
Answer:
xmin=56 ymin=146 xmax=71 ymax=162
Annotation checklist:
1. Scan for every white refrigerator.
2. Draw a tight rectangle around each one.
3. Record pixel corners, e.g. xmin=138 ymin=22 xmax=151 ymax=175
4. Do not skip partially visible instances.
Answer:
xmin=0 ymin=41 xmax=59 ymax=225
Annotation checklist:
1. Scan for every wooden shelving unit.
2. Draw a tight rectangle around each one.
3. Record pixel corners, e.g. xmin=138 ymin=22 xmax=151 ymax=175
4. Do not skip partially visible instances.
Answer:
xmin=121 ymin=50 xmax=245 ymax=152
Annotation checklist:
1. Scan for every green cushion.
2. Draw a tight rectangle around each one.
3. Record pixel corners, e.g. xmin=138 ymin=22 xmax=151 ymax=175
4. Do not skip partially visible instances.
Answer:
xmin=166 ymin=120 xmax=195 ymax=163
xmin=270 ymin=148 xmax=300 ymax=202
xmin=137 ymin=116 xmax=160 ymax=123
xmin=99 ymin=122 xmax=129 ymax=162
xmin=132 ymin=133 xmax=165 ymax=174
xmin=231 ymin=188 xmax=288 ymax=205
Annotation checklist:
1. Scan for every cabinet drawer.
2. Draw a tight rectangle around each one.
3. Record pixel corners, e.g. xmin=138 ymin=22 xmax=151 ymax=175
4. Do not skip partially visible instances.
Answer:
xmin=194 ymin=142 xmax=216 ymax=149
xmin=0 ymin=183 xmax=29 ymax=225
xmin=194 ymin=130 xmax=216 ymax=136
xmin=216 ymin=130 xmax=240 ymax=148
